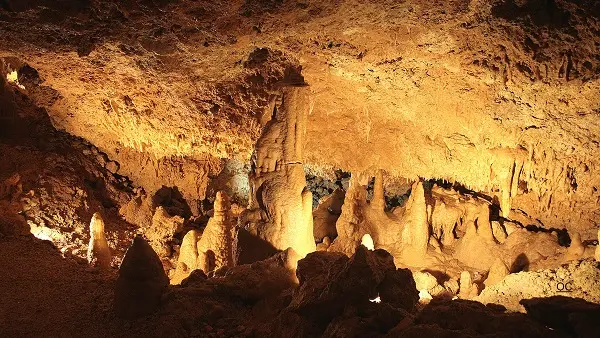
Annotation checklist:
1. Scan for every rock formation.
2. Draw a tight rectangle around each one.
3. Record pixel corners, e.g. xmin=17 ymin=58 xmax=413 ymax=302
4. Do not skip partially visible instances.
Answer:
xmin=86 ymin=212 xmax=111 ymax=269
xmin=171 ymin=229 xmax=201 ymax=284
xmin=485 ymin=258 xmax=510 ymax=288
xmin=312 ymin=188 xmax=344 ymax=241
xmin=396 ymin=181 xmax=429 ymax=266
xmin=458 ymin=271 xmax=479 ymax=299
xmin=196 ymin=191 xmax=235 ymax=273
xmin=114 ymin=236 xmax=169 ymax=318
xmin=171 ymin=191 xmax=235 ymax=283
xmin=329 ymin=172 xmax=430 ymax=267
xmin=565 ymin=232 xmax=585 ymax=261
xmin=453 ymin=203 xmax=498 ymax=270
xmin=596 ymin=230 xmax=600 ymax=262
xmin=145 ymin=206 xmax=184 ymax=258
xmin=288 ymin=245 xmax=416 ymax=320
xmin=239 ymin=84 xmax=315 ymax=259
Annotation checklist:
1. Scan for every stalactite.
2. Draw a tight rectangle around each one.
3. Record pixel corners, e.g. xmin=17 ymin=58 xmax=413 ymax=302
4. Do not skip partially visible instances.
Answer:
xmin=372 ymin=169 xmax=385 ymax=211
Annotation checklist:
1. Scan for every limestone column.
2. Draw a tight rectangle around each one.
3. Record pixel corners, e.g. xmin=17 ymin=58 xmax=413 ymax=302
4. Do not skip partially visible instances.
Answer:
xmin=87 ymin=212 xmax=111 ymax=269
xmin=240 ymin=84 xmax=315 ymax=258
xmin=197 ymin=191 xmax=235 ymax=272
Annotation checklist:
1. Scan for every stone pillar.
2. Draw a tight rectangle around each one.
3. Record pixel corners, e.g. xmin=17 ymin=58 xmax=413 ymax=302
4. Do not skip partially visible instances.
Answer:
xmin=240 ymin=84 xmax=315 ymax=259
xmin=87 ymin=212 xmax=111 ymax=269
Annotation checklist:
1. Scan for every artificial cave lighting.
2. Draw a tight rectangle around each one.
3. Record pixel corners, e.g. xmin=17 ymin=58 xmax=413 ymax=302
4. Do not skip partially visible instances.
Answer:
xmin=6 ymin=70 xmax=25 ymax=89
xmin=1 ymin=1 xmax=600 ymax=337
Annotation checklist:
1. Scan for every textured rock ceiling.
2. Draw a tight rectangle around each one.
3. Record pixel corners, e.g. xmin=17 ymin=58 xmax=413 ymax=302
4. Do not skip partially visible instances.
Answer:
xmin=1 ymin=0 xmax=600 ymax=234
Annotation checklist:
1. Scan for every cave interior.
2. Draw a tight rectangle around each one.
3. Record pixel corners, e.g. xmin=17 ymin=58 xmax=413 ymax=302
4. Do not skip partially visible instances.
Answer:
xmin=1 ymin=0 xmax=600 ymax=337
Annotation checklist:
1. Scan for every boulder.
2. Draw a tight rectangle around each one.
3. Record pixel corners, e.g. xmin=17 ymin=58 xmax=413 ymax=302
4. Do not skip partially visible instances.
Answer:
xmin=114 ymin=236 xmax=169 ymax=318
xmin=521 ymin=296 xmax=600 ymax=337
xmin=289 ymin=245 xmax=396 ymax=322
xmin=378 ymin=269 xmax=419 ymax=311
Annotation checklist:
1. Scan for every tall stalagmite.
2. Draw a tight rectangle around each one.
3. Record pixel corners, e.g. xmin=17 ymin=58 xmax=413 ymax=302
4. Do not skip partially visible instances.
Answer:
xmin=114 ymin=236 xmax=169 ymax=318
xmin=87 ymin=212 xmax=111 ymax=269
xmin=397 ymin=181 xmax=429 ymax=266
xmin=196 ymin=191 xmax=235 ymax=272
xmin=239 ymin=84 xmax=315 ymax=259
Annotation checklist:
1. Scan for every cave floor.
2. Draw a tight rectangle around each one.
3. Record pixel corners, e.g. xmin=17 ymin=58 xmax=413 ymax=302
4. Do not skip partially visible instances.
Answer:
xmin=0 ymin=235 xmax=121 ymax=337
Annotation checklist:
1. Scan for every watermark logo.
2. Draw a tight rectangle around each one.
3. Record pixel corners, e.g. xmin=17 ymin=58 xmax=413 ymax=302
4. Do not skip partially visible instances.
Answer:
xmin=555 ymin=279 xmax=574 ymax=292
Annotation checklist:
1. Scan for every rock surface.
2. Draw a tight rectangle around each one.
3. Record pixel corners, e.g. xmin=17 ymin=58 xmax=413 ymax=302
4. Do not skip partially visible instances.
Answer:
xmin=87 ymin=212 xmax=111 ymax=269
xmin=114 ymin=236 xmax=169 ymax=318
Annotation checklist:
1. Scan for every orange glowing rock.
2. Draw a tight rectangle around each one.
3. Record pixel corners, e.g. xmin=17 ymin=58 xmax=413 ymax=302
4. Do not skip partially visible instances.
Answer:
xmin=484 ymin=258 xmax=510 ymax=288
xmin=239 ymin=84 xmax=315 ymax=259
xmin=86 ymin=212 xmax=111 ymax=269
xmin=196 ymin=191 xmax=235 ymax=273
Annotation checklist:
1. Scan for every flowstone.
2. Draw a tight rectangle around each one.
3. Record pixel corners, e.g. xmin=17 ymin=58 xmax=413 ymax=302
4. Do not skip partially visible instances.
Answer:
xmin=239 ymin=84 xmax=315 ymax=259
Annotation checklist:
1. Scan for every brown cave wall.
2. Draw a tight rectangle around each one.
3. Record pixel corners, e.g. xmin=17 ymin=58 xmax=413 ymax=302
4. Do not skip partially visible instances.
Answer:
xmin=0 ymin=0 xmax=599 ymax=236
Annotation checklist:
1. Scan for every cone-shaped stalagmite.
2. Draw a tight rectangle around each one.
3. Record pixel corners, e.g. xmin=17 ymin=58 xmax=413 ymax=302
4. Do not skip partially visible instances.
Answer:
xmin=196 ymin=191 xmax=235 ymax=273
xmin=87 ymin=212 xmax=111 ymax=269
xmin=240 ymin=84 xmax=315 ymax=259
xmin=114 ymin=236 xmax=169 ymax=318
xmin=484 ymin=258 xmax=509 ymax=288
xmin=565 ymin=232 xmax=585 ymax=261
xmin=398 ymin=181 xmax=429 ymax=265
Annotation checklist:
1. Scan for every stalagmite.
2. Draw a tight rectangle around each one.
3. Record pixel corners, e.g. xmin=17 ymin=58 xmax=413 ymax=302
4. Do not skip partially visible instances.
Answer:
xmin=178 ymin=229 xmax=200 ymax=271
xmin=114 ymin=236 xmax=169 ymax=318
xmin=87 ymin=212 xmax=111 ymax=269
xmin=458 ymin=271 xmax=478 ymax=298
xmin=398 ymin=181 xmax=429 ymax=265
xmin=329 ymin=173 xmax=369 ymax=255
xmin=171 ymin=229 xmax=201 ymax=284
xmin=196 ymin=191 xmax=235 ymax=273
xmin=453 ymin=203 xmax=498 ymax=270
xmin=239 ymin=84 xmax=315 ymax=259
xmin=565 ymin=232 xmax=585 ymax=261
xmin=484 ymin=258 xmax=509 ymax=288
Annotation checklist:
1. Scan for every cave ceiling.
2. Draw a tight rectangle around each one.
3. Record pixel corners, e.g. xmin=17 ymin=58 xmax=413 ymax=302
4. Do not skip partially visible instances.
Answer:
xmin=1 ymin=0 xmax=600 ymax=233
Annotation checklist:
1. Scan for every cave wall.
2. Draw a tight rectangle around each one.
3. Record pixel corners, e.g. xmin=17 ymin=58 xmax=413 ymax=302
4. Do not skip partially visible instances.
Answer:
xmin=0 ymin=0 xmax=599 ymax=235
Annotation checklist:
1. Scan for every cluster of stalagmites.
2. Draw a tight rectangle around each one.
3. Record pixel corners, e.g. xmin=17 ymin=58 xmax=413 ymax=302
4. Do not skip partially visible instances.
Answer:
xmin=110 ymin=238 xmax=584 ymax=337
xmin=79 ymin=80 xmax=600 ymax=332
xmin=172 ymin=191 xmax=235 ymax=284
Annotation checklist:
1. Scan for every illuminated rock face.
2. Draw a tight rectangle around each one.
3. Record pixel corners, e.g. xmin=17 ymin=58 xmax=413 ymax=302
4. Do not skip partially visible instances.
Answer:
xmin=330 ymin=172 xmax=429 ymax=267
xmin=87 ymin=212 xmax=111 ymax=269
xmin=485 ymin=258 xmax=509 ymax=288
xmin=196 ymin=191 xmax=235 ymax=272
xmin=145 ymin=206 xmax=184 ymax=258
xmin=171 ymin=191 xmax=235 ymax=283
xmin=240 ymin=84 xmax=315 ymax=258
